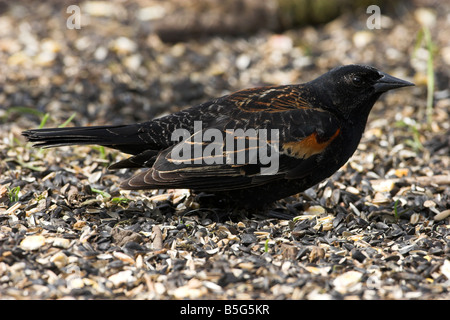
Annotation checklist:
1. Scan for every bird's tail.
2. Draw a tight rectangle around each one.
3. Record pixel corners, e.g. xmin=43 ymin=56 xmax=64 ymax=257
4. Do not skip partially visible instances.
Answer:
xmin=22 ymin=124 xmax=148 ymax=155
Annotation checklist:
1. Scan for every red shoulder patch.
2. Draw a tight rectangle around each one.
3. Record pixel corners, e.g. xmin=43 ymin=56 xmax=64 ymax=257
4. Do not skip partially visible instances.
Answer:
xmin=283 ymin=128 xmax=341 ymax=159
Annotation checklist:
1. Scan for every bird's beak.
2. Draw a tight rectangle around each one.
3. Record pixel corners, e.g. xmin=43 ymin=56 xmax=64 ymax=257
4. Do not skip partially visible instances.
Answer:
xmin=374 ymin=72 xmax=415 ymax=93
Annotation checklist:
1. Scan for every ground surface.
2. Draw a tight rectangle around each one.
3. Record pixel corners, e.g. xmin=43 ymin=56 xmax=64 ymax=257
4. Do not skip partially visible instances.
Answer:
xmin=0 ymin=1 xmax=449 ymax=300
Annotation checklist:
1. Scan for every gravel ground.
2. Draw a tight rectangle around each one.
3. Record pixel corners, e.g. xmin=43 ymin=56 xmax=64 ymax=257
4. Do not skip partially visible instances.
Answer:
xmin=0 ymin=1 xmax=449 ymax=300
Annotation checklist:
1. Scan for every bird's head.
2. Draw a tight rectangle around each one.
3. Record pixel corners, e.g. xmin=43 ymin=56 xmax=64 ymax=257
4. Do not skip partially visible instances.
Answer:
xmin=309 ymin=64 xmax=414 ymax=121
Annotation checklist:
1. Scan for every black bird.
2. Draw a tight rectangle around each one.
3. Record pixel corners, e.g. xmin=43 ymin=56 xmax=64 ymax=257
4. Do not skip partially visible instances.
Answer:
xmin=23 ymin=65 xmax=414 ymax=208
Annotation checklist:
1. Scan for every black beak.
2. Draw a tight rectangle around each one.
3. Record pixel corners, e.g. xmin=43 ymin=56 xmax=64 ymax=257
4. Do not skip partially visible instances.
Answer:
xmin=374 ymin=72 xmax=415 ymax=93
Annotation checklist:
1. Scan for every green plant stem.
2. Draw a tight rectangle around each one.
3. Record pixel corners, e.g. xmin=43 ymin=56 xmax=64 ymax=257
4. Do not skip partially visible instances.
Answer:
xmin=58 ymin=113 xmax=77 ymax=128
xmin=423 ymin=26 xmax=435 ymax=126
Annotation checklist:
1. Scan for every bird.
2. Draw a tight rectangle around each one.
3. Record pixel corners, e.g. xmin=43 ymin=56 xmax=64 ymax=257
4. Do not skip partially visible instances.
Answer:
xmin=22 ymin=65 xmax=414 ymax=209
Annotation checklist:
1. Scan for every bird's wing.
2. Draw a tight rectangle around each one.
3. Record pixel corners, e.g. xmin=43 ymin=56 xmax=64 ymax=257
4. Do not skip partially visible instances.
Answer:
xmin=120 ymin=86 xmax=343 ymax=191
xmin=224 ymin=84 xmax=313 ymax=113
xmin=111 ymin=85 xmax=318 ymax=168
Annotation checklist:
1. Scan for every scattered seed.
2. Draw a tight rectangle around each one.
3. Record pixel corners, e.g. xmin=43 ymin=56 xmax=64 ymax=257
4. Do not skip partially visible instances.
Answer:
xmin=434 ymin=209 xmax=450 ymax=221
xmin=20 ymin=235 xmax=46 ymax=251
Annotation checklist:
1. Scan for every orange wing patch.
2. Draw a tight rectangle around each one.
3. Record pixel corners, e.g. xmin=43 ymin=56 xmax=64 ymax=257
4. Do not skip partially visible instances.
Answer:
xmin=283 ymin=128 xmax=341 ymax=159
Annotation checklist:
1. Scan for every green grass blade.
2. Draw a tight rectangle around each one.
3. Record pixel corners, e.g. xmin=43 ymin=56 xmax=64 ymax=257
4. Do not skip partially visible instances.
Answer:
xmin=58 ymin=113 xmax=77 ymax=128
xmin=38 ymin=113 xmax=50 ymax=129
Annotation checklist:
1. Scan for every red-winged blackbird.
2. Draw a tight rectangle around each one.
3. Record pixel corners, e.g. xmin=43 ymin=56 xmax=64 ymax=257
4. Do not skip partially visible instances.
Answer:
xmin=23 ymin=65 xmax=413 ymax=208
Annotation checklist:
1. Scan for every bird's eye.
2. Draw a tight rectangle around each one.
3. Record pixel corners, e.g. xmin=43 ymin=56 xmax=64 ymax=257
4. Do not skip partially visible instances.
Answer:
xmin=351 ymin=75 xmax=363 ymax=86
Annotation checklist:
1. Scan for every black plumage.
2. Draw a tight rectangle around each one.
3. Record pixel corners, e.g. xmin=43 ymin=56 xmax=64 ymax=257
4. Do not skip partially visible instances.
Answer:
xmin=23 ymin=65 xmax=414 ymax=208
